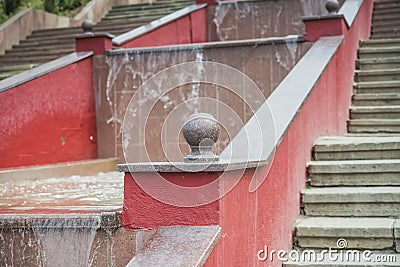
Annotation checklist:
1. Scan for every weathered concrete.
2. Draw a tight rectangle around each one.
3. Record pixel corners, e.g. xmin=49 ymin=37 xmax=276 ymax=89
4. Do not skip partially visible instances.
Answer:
xmin=350 ymin=105 xmax=400 ymax=119
xmin=302 ymin=187 xmax=400 ymax=217
xmin=295 ymin=217 xmax=395 ymax=250
xmin=354 ymin=80 xmax=400 ymax=94
xmin=355 ymin=68 xmax=400 ymax=82
xmin=352 ymin=93 xmax=400 ymax=106
xmin=348 ymin=119 xmax=400 ymax=133
xmin=313 ymin=136 xmax=400 ymax=160
xmin=126 ymin=226 xmax=221 ymax=267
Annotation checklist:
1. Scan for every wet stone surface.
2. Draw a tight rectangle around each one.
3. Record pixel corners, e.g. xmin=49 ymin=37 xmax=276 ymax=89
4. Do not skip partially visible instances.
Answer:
xmin=0 ymin=171 xmax=124 ymax=213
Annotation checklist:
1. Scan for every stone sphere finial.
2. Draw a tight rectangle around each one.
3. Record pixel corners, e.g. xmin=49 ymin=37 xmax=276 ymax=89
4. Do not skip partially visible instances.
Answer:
xmin=326 ymin=0 xmax=340 ymax=14
xmin=183 ymin=113 xmax=220 ymax=163
xmin=81 ymin=19 xmax=94 ymax=33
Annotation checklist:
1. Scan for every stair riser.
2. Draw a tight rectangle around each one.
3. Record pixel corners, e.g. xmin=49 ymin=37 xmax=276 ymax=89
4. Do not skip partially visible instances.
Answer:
xmin=358 ymin=62 xmax=400 ymax=70
xmin=372 ymin=34 xmax=400 ymax=39
xmin=372 ymin=19 xmax=400 ymax=27
xmin=314 ymin=150 xmax=400 ymax=160
xmin=296 ymin=237 xmax=393 ymax=250
xmin=373 ymin=9 xmax=400 ymax=16
xmin=356 ymin=74 xmax=400 ymax=82
xmin=5 ymin=49 xmax=73 ymax=57
xmin=352 ymin=99 xmax=400 ymax=106
xmin=359 ymin=52 xmax=400 ymax=60
xmin=303 ymin=204 xmax=400 ymax=217
xmin=373 ymin=14 xmax=400 ymax=21
xmin=355 ymin=87 xmax=400 ymax=94
xmin=348 ymin=124 xmax=400 ymax=133
xmin=309 ymin=173 xmax=400 ymax=187
xmin=350 ymin=112 xmax=400 ymax=119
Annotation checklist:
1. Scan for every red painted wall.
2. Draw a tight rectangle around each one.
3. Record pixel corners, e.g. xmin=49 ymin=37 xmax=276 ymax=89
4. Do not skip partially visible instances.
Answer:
xmin=205 ymin=1 xmax=374 ymax=266
xmin=119 ymin=8 xmax=207 ymax=48
xmin=0 ymin=58 xmax=97 ymax=169
xmin=121 ymin=0 xmax=373 ymax=266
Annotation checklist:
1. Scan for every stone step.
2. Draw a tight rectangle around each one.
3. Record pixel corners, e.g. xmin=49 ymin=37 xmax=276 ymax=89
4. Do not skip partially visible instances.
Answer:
xmin=308 ymin=159 xmax=400 ymax=186
xmin=373 ymin=7 xmax=400 ymax=16
xmin=0 ymin=64 xmax=37 ymax=72
xmin=312 ymin=136 xmax=400 ymax=161
xmin=372 ymin=23 xmax=400 ymax=32
xmin=357 ymin=57 xmax=400 ymax=70
xmin=18 ymin=38 xmax=75 ymax=47
xmin=4 ymin=47 xmax=73 ymax=57
xmin=106 ymin=5 xmax=183 ymax=15
xmin=350 ymin=105 xmax=400 ymax=119
xmin=294 ymin=217 xmax=396 ymax=250
xmin=355 ymin=68 xmax=400 ymax=82
xmin=352 ymin=93 xmax=400 ymax=106
xmin=101 ymin=14 xmax=166 ymax=22
xmin=302 ymin=187 xmax=400 ymax=217
xmin=11 ymin=43 xmax=75 ymax=52
xmin=372 ymin=18 xmax=400 ymax=27
xmin=348 ymin=119 xmax=400 ymax=133
xmin=374 ymin=0 xmax=400 ymax=7
xmin=374 ymin=2 xmax=400 ymax=10
xmin=25 ymin=34 xmax=75 ymax=42
xmin=361 ymin=38 xmax=400 ymax=48
xmin=358 ymin=46 xmax=400 ymax=59
xmin=354 ymin=80 xmax=400 ymax=94
xmin=371 ymin=30 xmax=400 ymax=39
xmin=373 ymin=12 xmax=400 ymax=22
xmin=29 ymin=27 xmax=82 ymax=37
xmin=111 ymin=0 xmax=192 ymax=11
xmin=0 ymin=50 xmax=70 ymax=61
xmin=0 ymin=55 xmax=62 ymax=66
xmin=283 ymin=251 xmax=400 ymax=266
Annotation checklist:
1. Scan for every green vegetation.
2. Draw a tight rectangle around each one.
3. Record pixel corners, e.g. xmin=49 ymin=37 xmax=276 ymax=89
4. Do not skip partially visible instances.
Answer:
xmin=0 ymin=0 xmax=89 ymax=25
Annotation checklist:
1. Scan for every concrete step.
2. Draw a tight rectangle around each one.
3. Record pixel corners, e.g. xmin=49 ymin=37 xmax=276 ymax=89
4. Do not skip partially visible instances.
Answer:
xmin=348 ymin=119 xmax=400 ymax=133
xmin=17 ymin=38 xmax=75 ymax=47
xmin=373 ymin=12 xmax=400 ymax=22
xmin=355 ymin=68 xmax=400 ymax=82
xmin=373 ymin=7 xmax=400 ymax=16
xmin=374 ymin=2 xmax=400 ymax=10
xmin=0 ymin=55 xmax=62 ymax=66
xmin=4 ymin=47 xmax=73 ymax=57
xmin=354 ymin=80 xmax=400 ymax=94
xmin=0 ymin=50 xmax=70 ymax=61
xmin=358 ymin=46 xmax=400 ymax=59
xmin=101 ymin=14 xmax=166 ymax=22
xmin=372 ymin=18 xmax=400 ymax=27
xmin=312 ymin=136 xmax=400 ymax=161
xmin=302 ymin=187 xmax=400 ymax=217
xmin=372 ymin=23 xmax=400 ymax=32
xmin=294 ymin=217 xmax=396 ymax=250
xmin=106 ymin=5 xmax=182 ymax=15
xmin=350 ymin=105 xmax=400 ymax=119
xmin=29 ymin=27 xmax=82 ymax=37
xmin=111 ymin=0 xmax=192 ymax=11
xmin=352 ymin=93 xmax=400 ymax=106
xmin=357 ymin=57 xmax=400 ymax=70
xmin=11 ymin=43 xmax=75 ymax=52
xmin=0 ymin=64 xmax=37 ymax=72
xmin=361 ymin=38 xmax=400 ymax=48
xmin=374 ymin=0 xmax=400 ymax=8
xmin=371 ymin=30 xmax=400 ymax=40
xmin=308 ymin=159 xmax=400 ymax=186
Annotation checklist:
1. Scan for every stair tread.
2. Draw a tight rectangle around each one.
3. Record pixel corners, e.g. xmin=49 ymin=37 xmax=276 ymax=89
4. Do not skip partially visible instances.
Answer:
xmin=302 ymin=186 xmax=400 ymax=201
xmin=353 ymin=94 xmax=400 ymax=101
xmin=295 ymin=217 xmax=395 ymax=236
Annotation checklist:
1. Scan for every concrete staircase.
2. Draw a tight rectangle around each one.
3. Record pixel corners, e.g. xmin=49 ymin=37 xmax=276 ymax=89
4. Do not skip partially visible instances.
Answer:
xmin=286 ymin=1 xmax=400 ymax=265
xmin=0 ymin=0 xmax=193 ymax=80
xmin=371 ymin=0 xmax=400 ymax=39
